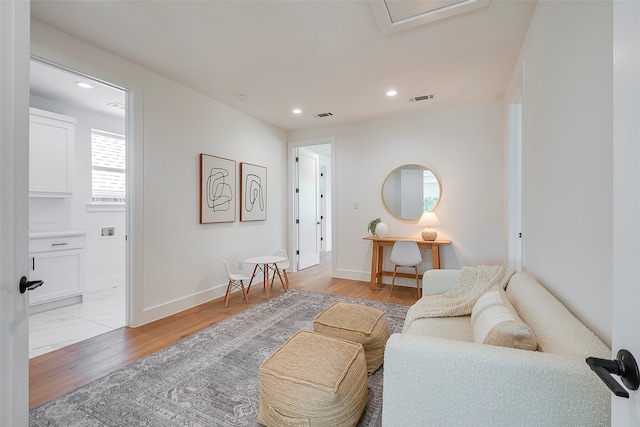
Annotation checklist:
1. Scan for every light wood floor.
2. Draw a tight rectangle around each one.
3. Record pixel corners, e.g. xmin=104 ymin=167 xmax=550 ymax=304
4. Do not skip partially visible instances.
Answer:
xmin=29 ymin=253 xmax=420 ymax=409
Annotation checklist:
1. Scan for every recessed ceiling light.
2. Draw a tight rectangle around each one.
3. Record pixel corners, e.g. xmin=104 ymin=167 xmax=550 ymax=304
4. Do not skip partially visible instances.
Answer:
xmin=292 ymin=108 xmax=302 ymax=114
xmin=76 ymin=81 xmax=93 ymax=89
xmin=386 ymin=90 xmax=398 ymax=97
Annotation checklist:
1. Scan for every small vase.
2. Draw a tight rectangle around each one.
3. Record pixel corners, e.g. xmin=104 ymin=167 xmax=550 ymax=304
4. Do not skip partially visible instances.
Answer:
xmin=375 ymin=222 xmax=389 ymax=238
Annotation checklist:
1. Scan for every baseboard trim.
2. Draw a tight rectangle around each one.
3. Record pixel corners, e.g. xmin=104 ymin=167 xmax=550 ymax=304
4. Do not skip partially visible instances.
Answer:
xmin=333 ymin=268 xmax=420 ymax=287
xmin=135 ymin=283 xmax=228 ymax=327
xmin=86 ymin=274 xmax=125 ymax=291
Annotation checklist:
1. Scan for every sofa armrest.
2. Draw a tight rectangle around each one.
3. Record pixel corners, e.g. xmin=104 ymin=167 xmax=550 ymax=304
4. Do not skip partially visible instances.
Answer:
xmin=422 ymin=269 xmax=460 ymax=296
xmin=382 ymin=333 xmax=610 ymax=426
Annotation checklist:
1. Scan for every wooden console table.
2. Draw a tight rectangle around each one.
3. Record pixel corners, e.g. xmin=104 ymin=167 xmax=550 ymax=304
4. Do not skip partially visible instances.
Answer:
xmin=363 ymin=236 xmax=451 ymax=289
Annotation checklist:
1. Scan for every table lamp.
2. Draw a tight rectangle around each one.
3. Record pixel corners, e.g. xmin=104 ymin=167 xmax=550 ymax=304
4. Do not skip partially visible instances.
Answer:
xmin=417 ymin=211 xmax=441 ymax=241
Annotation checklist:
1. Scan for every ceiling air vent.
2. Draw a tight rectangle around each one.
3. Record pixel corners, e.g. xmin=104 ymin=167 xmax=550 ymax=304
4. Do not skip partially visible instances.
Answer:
xmin=107 ymin=101 xmax=126 ymax=110
xmin=315 ymin=112 xmax=333 ymax=118
xmin=410 ymin=94 xmax=434 ymax=102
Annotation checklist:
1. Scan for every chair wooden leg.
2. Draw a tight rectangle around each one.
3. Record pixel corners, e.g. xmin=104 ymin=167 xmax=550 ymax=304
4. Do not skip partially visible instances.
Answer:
xmin=390 ymin=266 xmax=398 ymax=295
xmin=224 ymin=281 xmax=232 ymax=307
xmin=272 ymin=266 xmax=286 ymax=292
xmin=268 ymin=267 xmax=289 ymax=290
xmin=240 ymin=281 xmax=249 ymax=303
xmin=414 ymin=266 xmax=421 ymax=298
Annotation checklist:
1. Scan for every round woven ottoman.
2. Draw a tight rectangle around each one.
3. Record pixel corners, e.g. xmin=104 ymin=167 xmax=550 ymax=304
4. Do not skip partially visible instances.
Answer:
xmin=258 ymin=330 xmax=368 ymax=427
xmin=313 ymin=301 xmax=390 ymax=374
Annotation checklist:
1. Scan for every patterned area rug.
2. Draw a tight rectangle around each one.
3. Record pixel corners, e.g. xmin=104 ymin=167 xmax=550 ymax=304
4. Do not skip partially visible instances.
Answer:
xmin=30 ymin=289 xmax=409 ymax=426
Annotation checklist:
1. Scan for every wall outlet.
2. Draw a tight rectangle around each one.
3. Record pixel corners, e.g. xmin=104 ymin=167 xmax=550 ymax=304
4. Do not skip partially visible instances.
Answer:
xmin=238 ymin=260 xmax=243 ymax=270
xmin=100 ymin=227 xmax=115 ymax=238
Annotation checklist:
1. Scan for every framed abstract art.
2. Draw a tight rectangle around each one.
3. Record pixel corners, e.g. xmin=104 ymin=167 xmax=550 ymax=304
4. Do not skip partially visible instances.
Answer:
xmin=240 ymin=162 xmax=267 ymax=221
xmin=200 ymin=154 xmax=236 ymax=223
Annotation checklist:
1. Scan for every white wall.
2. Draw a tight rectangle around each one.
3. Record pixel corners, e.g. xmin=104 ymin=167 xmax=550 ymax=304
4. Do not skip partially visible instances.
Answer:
xmin=510 ymin=1 xmax=613 ymax=345
xmin=29 ymin=95 xmax=126 ymax=291
xmin=31 ymin=21 xmax=288 ymax=326
xmin=289 ymin=101 xmax=505 ymax=284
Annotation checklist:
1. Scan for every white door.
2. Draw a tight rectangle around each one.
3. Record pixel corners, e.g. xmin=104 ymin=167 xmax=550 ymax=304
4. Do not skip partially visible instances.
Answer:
xmin=0 ymin=0 xmax=31 ymax=423
xmin=611 ymin=1 xmax=640 ymax=422
xmin=296 ymin=148 xmax=320 ymax=270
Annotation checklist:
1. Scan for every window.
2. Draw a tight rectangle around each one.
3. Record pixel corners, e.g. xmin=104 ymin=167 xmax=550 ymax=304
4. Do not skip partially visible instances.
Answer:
xmin=91 ymin=129 xmax=126 ymax=204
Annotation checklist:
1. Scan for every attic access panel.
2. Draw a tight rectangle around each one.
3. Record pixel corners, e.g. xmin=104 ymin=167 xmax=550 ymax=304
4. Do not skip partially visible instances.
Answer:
xmin=368 ymin=0 xmax=490 ymax=34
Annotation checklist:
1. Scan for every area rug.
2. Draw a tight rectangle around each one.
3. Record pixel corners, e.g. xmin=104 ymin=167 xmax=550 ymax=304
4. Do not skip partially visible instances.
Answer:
xmin=30 ymin=289 xmax=409 ymax=426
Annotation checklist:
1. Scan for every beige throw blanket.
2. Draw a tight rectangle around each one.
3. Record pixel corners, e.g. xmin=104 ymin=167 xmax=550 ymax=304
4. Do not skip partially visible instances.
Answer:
xmin=402 ymin=265 xmax=515 ymax=332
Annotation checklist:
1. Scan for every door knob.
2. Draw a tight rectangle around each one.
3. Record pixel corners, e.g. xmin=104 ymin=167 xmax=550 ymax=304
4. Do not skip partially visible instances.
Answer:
xmin=19 ymin=276 xmax=44 ymax=294
xmin=586 ymin=349 xmax=640 ymax=398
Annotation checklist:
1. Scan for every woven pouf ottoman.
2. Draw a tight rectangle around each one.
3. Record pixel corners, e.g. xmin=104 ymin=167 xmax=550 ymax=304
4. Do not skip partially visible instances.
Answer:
xmin=258 ymin=330 xmax=368 ymax=427
xmin=313 ymin=301 xmax=390 ymax=374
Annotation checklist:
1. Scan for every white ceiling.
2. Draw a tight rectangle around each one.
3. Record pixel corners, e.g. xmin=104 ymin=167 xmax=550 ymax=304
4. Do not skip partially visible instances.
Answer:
xmin=30 ymin=59 xmax=126 ymax=119
xmin=30 ymin=0 xmax=536 ymax=131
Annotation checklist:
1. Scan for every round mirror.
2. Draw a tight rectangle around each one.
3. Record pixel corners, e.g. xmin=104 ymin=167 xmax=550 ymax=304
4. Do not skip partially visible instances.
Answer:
xmin=381 ymin=164 xmax=441 ymax=220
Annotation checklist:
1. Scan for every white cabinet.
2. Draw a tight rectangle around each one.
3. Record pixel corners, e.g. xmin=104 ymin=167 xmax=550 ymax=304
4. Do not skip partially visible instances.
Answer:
xmin=28 ymin=232 xmax=87 ymax=313
xmin=29 ymin=107 xmax=76 ymax=197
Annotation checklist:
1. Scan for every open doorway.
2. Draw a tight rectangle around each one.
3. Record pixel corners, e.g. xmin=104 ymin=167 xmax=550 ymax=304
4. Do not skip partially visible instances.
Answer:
xmin=290 ymin=138 xmax=334 ymax=272
xmin=28 ymin=58 xmax=128 ymax=357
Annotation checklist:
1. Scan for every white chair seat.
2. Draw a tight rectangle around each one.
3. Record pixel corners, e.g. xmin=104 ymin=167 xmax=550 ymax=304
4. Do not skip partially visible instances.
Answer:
xmin=222 ymin=260 xmax=250 ymax=307
xmin=389 ymin=241 xmax=423 ymax=297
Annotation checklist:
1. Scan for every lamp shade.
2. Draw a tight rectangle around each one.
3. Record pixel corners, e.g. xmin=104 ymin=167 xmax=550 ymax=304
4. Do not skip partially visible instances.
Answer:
xmin=417 ymin=211 xmax=441 ymax=227
xmin=417 ymin=211 xmax=440 ymax=241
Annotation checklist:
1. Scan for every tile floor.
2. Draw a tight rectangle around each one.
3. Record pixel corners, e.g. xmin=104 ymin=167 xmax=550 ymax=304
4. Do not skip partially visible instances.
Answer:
xmin=29 ymin=284 xmax=126 ymax=358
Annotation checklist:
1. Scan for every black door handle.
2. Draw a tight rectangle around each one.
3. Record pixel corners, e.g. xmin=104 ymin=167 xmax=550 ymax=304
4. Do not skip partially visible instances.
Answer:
xmin=19 ymin=276 xmax=43 ymax=294
xmin=586 ymin=349 xmax=640 ymax=398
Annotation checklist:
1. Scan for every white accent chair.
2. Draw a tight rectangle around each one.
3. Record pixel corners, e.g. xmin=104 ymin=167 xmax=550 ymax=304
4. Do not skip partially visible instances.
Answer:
xmin=222 ymin=260 xmax=250 ymax=307
xmin=270 ymin=249 xmax=290 ymax=290
xmin=389 ymin=241 xmax=423 ymax=297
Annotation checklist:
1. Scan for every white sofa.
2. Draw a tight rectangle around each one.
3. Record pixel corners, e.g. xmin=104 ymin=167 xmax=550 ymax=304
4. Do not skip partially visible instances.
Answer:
xmin=382 ymin=270 xmax=612 ymax=426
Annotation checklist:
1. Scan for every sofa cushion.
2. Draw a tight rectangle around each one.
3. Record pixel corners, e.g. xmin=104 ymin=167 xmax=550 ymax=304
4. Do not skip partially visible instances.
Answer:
xmin=505 ymin=272 xmax=610 ymax=358
xmin=471 ymin=286 xmax=537 ymax=351
xmin=404 ymin=316 xmax=474 ymax=342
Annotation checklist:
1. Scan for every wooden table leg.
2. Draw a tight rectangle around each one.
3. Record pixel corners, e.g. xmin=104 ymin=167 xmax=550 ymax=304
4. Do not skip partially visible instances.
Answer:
xmin=247 ymin=264 xmax=259 ymax=292
xmin=370 ymin=242 xmax=378 ymax=289
xmin=432 ymin=245 xmax=441 ymax=269
xmin=376 ymin=244 xmax=384 ymax=284
xmin=264 ymin=264 xmax=270 ymax=299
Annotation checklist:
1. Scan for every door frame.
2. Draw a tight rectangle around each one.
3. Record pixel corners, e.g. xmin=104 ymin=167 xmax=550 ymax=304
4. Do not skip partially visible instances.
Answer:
xmin=287 ymin=136 xmax=335 ymax=273
xmin=29 ymin=55 xmax=134 ymax=328
xmin=0 ymin=0 xmax=31 ymax=423
xmin=507 ymin=61 xmax=525 ymax=271
xmin=29 ymin=43 xmax=145 ymax=327
xmin=612 ymin=0 xmax=640 ymax=420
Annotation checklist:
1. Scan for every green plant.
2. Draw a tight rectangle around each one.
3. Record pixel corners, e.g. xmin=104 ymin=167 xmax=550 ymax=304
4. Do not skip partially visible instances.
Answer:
xmin=368 ymin=218 xmax=381 ymax=236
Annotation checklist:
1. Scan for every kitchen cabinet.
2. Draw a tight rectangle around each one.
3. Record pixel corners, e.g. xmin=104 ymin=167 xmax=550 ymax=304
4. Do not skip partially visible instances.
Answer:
xmin=28 ymin=231 xmax=87 ymax=313
xmin=29 ymin=107 xmax=76 ymax=197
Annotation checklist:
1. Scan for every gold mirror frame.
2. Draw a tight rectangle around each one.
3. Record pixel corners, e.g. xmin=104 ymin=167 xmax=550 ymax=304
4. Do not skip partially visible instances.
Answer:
xmin=381 ymin=164 xmax=441 ymax=220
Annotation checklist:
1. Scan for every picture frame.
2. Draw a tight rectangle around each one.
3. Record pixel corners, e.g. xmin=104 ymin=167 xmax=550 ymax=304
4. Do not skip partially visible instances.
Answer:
xmin=200 ymin=154 xmax=236 ymax=223
xmin=240 ymin=162 xmax=267 ymax=221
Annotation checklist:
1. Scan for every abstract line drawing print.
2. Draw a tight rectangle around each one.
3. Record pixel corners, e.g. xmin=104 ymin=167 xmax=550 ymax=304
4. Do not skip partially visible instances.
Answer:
xmin=240 ymin=162 xmax=267 ymax=221
xmin=200 ymin=154 xmax=235 ymax=223
xmin=207 ymin=167 xmax=232 ymax=212
xmin=244 ymin=173 xmax=264 ymax=213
